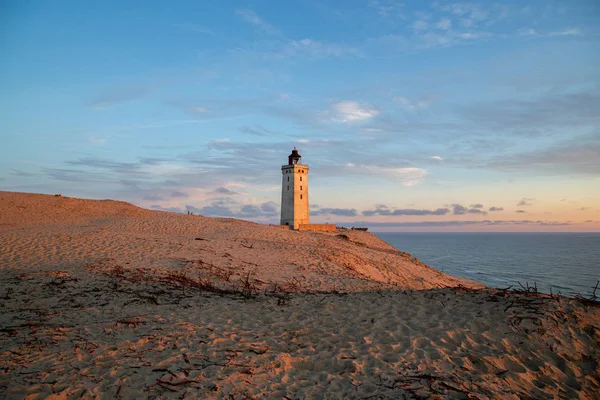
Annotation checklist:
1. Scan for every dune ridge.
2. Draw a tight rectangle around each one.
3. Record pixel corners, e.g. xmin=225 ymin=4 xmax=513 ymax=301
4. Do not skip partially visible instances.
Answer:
xmin=1 ymin=190 xmax=598 ymax=399
xmin=0 ymin=190 xmax=479 ymax=291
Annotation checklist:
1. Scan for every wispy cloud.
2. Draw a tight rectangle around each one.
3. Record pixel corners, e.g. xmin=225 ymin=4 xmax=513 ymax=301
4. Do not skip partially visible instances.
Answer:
xmin=235 ymin=9 xmax=281 ymax=36
xmin=282 ymin=39 xmax=363 ymax=59
xmin=369 ymin=2 xmax=584 ymax=54
xmin=9 ymin=169 xmax=36 ymax=177
xmin=368 ymin=0 xmax=405 ymax=17
xmin=171 ymin=191 xmax=188 ymax=198
xmin=190 ymin=106 xmax=209 ymax=114
xmin=549 ymin=28 xmax=583 ymax=37
xmin=90 ymin=86 xmax=153 ymax=110
xmin=436 ymin=2 xmax=489 ymax=28
xmin=175 ymin=23 xmax=215 ymax=36
xmin=459 ymin=91 xmax=600 ymax=137
xmin=412 ymin=20 xmax=429 ymax=30
xmin=517 ymin=197 xmax=535 ymax=206
xmin=88 ymin=136 xmax=106 ymax=145
xmin=395 ymin=96 xmax=428 ymax=111
xmin=326 ymin=101 xmax=380 ymax=123
xmin=519 ymin=27 xmax=583 ymax=37
xmin=240 ymin=125 xmax=276 ymax=136
xmin=213 ymin=187 xmax=238 ymax=196
xmin=375 ymin=2 xmax=531 ymax=51
xmin=173 ymin=93 xmax=299 ymax=123
xmin=436 ymin=17 xmax=452 ymax=30
xmin=237 ymin=39 xmax=363 ymax=60
xmin=371 ymin=28 xmax=494 ymax=52
xmin=487 ymin=132 xmax=600 ymax=175
xmin=345 ymin=163 xmax=426 ymax=186
xmin=518 ymin=28 xmax=538 ymax=36
xmin=419 ymin=30 xmax=492 ymax=48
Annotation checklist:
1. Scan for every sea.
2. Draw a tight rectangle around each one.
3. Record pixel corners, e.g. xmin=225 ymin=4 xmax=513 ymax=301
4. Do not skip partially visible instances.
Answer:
xmin=375 ymin=232 xmax=600 ymax=297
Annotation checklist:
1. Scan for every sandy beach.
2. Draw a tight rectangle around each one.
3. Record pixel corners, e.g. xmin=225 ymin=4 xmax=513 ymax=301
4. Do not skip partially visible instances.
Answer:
xmin=1 ymin=191 xmax=599 ymax=399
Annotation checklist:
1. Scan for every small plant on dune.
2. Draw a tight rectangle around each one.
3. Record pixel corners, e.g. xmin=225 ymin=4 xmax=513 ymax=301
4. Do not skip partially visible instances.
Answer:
xmin=239 ymin=271 xmax=260 ymax=300
xmin=264 ymin=282 xmax=292 ymax=305
xmin=161 ymin=270 xmax=227 ymax=295
xmin=186 ymin=259 xmax=235 ymax=284
xmin=211 ymin=266 xmax=235 ymax=283
xmin=281 ymin=276 xmax=306 ymax=293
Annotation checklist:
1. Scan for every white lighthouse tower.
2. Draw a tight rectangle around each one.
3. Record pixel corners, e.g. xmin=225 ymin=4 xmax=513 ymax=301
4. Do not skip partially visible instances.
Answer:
xmin=281 ymin=148 xmax=310 ymax=229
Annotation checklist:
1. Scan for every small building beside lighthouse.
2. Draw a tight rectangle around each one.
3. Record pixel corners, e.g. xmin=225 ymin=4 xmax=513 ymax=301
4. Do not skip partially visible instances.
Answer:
xmin=281 ymin=148 xmax=310 ymax=229
xmin=280 ymin=148 xmax=335 ymax=232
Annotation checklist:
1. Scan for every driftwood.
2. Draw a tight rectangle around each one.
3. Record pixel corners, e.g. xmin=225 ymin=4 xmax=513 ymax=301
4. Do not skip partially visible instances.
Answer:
xmin=574 ymin=280 xmax=599 ymax=306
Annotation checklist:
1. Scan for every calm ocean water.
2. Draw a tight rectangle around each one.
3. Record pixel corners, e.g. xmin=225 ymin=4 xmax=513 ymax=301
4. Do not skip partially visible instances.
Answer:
xmin=375 ymin=232 xmax=600 ymax=297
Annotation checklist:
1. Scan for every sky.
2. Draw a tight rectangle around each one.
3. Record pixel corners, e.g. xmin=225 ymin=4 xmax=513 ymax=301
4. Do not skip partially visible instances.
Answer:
xmin=1 ymin=0 xmax=599 ymax=232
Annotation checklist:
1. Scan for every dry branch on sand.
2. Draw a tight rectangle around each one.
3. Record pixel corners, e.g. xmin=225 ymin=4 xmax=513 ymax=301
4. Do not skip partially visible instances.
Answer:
xmin=574 ymin=279 xmax=600 ymax=306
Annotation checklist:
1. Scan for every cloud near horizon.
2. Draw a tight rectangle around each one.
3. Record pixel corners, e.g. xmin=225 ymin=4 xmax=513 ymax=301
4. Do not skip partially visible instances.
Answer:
xmin=362 ymin=205 xmax=450 ymax=217
xmin=153 ymin=198 xmax=279 ymax=220
xmin=146 ymin=202 xmax=576 ymax=230
xmin=450 ymin=204 xmax=488 ymax=215
xmin=312 ymin=207 xmax=358 ymax=217
xmin=341 ymin=220 xmax=573 ymax=228
xmin=517 ymin=197 xmax=535 ymax=206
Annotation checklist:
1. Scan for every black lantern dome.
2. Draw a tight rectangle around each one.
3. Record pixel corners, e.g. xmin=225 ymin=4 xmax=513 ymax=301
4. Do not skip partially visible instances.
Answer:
xmin=288 ymin=148 xmax=302 ymax=165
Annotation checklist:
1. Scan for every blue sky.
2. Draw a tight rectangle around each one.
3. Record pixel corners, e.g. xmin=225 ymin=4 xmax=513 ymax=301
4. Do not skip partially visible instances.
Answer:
xmin=1 ymin=0 xmax=599 ymax=231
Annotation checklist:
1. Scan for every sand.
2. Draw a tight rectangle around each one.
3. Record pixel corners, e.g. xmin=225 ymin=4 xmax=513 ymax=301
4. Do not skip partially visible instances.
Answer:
xmin=1 ymin=191 xmax=599 ymax=399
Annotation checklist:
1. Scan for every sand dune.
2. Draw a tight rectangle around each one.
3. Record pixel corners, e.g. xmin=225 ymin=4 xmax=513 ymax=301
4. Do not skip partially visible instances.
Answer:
xmin=0 ymin=191 xmax=479 ymax=292
xmin=1 ymin=191 xmax=598 ymax=399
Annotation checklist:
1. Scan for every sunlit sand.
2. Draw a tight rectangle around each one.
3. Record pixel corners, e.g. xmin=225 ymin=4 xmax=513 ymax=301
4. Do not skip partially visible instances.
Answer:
xmin=1 ymin=191 xmax=598 ymax=398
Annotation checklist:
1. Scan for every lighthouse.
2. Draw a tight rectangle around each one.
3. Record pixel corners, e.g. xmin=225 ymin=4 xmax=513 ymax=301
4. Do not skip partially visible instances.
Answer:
xmin=281 ymin=148 xmax=310 ymax=229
